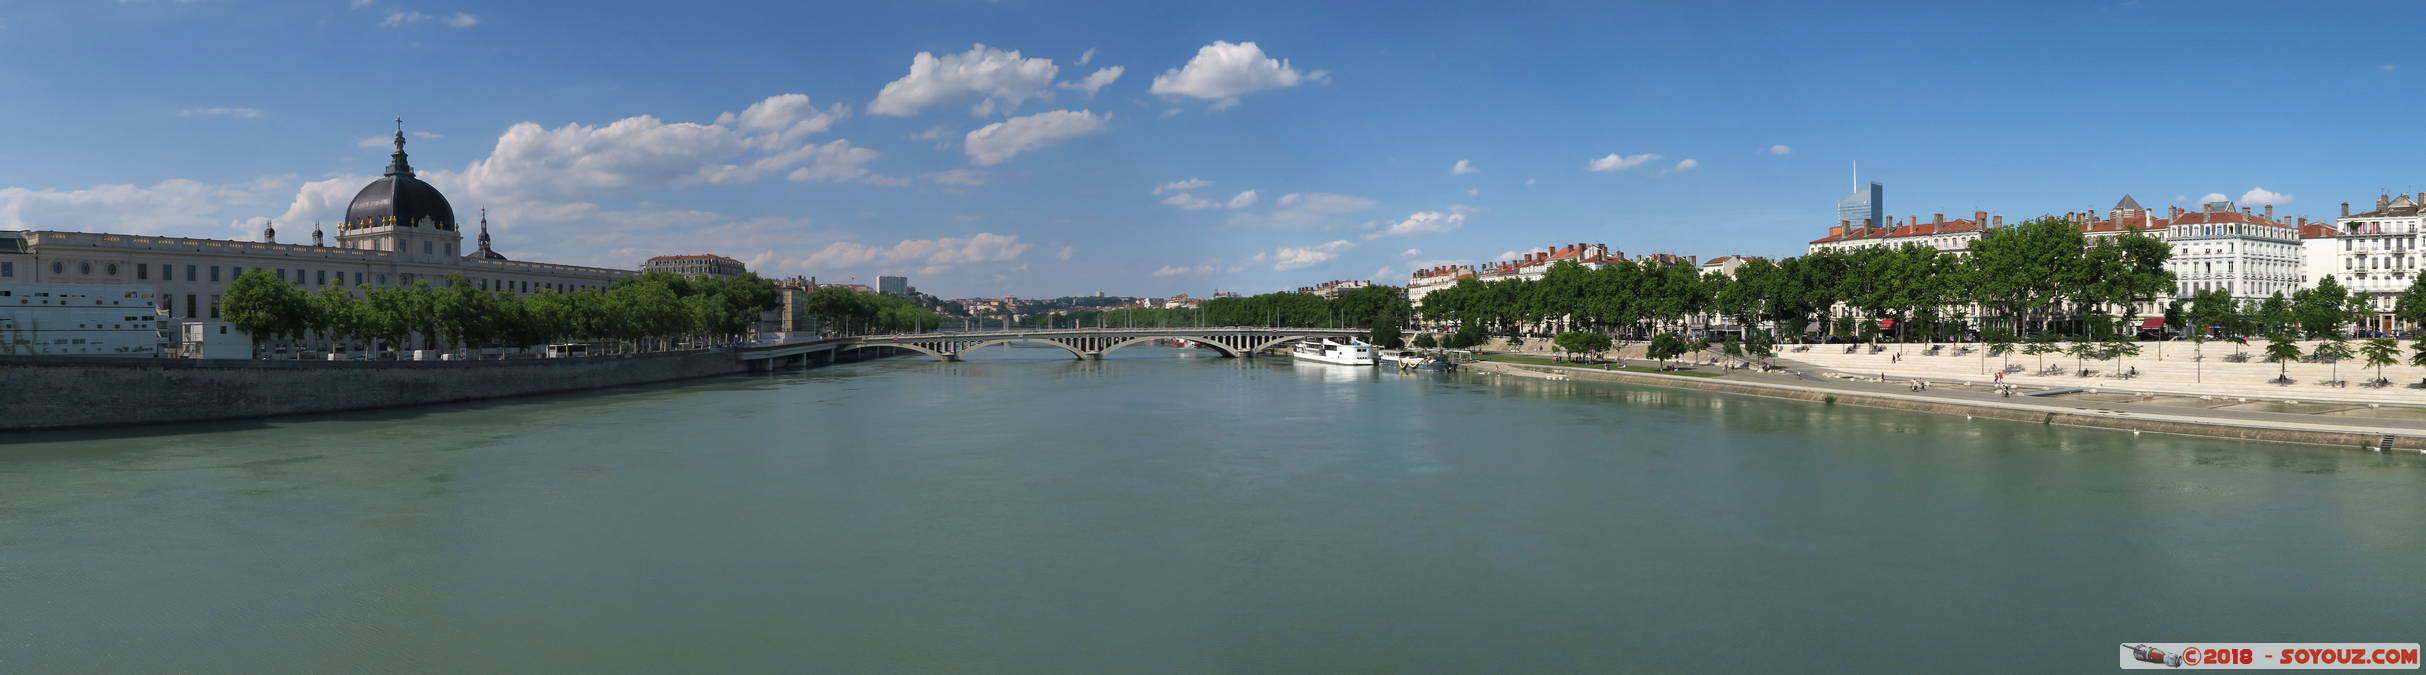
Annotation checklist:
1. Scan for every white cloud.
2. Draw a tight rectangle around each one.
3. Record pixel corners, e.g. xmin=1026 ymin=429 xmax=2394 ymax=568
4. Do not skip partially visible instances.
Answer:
xmin=1056 ymin=66 xmax=1124 ymax=97
xmin=1363 ymin=210 xmax=1467 ymax=239
xmin=2240 ymin=187 xmax=2292 ymax=206
xmin=349 ymin=0 xmax=372 ymax=7
xmin=1524 ymin=178 xmax=1536 ymax=185
xmin=1077 ymin=48 xmax=1098 ymax=66
xmin=1767 ymin=144 xmax=1792 ymax=155
xmin=1226 ymin=190 xmax=1259 ymax=209
xmin=179 ymin=107 xmax=263 ymax=119
xmin=413 ymin=131 xmax=441 ymax=140
xmin=2200 ymin=193 xmax=2231 ymax=204
xmin=1657 ymin=158 xmax=1698 ymax=175
xmin=1587 ymin=152 xmax=1662 ymax=172
xmin=1372 ymin=266 xmax=1395 ymax=281
xmin=1161 ymin=193 xmax=1218 ymax=209
xmin=443 ymin=12 xmax=476 ymax=28
xmin=921 ymin=168 xmax=990 ymax=186
xmin=379 ymin=10 xmax=424 ymax=26
xmin=869 ymin=44 xmax=1059 ymax=117
xmin=1493 ymin=250 xmax=1518 ymax=262
xmin=2382 ymin=64 xmax=2399 ymax=72
xmin=800 ymin=232 xmax=1031 ymax=273
xmin=1451 ymin=159 xmax=1478 ymax=175
xmin=1152 ymin=178 xmax=1211 ymax=194
xmin=448 ymin=93 xmax=861 ymax=202
xmin=963 ymin=110 xmax=1107 ymax=165
xmin=356 ymin=136 xmax=391 ymax=148
xmin=1271 ymin=239 xmax=1354 ymax=271
xmin=1465 ymin=188 xmax=1478 ymax=197
xmin=1148 ymin=41 xmax=1327 ymax=108
xmin=907 ymin=125 xmax=954 ymax=141
xmin=1153 ymin=264 xmax=1214 ymax=277
xmin=1228 ymin=191 xmax=1379 ymax=227
xmin=0 ymin=176 xmax=289 ymax=237
xmin=1401 ymin=248 xmax=1421 ymax=258
xmin=275 ymin=173 xmax=374 ymax=228
xmin=1057 ymin=245 xmax=1075 ymax=261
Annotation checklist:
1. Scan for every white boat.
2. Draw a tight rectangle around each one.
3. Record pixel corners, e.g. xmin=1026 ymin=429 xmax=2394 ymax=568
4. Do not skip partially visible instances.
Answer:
xmin=1292 ymin=338 xmax=1375 ymax=365
xmin=1377 ymin=350 xmax=1417 ymax=365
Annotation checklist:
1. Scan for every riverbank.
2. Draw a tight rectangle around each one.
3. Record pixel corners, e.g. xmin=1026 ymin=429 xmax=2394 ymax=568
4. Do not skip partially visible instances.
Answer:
xmin=0 ymin=351 xmax=758 ymax=432
xmin=1460 ymin=356 xmax=2426 ymax=452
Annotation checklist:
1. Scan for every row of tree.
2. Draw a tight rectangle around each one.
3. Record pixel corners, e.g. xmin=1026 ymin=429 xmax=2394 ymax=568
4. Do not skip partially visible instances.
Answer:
xmin=800 ymin=286 xmax=944 ymax=335
xmin=1418 ymin=217 xmax=2182 ymax=344
xmin=220 ymin=270 xmax=779 ymax=358
xmin=979 ymin=286 xmax=1417 ymax=346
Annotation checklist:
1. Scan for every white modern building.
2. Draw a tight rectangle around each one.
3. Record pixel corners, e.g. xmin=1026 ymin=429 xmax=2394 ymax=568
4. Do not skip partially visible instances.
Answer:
xmin=0 ymin=283 xmax=165 ymax=357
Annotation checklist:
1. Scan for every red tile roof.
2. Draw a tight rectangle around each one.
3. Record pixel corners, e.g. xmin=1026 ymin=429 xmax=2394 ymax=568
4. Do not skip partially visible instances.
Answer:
xmin=1808 ymin=218 xmax=1983 ymax=245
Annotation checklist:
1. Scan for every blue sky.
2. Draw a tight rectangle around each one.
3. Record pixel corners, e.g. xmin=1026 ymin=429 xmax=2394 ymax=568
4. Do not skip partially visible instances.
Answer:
xmin=0 ymin=1 xmax=2418 ymax=298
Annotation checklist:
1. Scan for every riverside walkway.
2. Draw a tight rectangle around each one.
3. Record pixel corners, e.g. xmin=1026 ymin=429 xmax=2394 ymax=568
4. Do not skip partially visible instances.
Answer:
xmin=1466 ymin=353 xmax=2426 ymax=452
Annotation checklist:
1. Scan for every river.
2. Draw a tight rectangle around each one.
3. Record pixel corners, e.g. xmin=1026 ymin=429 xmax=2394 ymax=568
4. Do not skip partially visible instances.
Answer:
xmin=4 ymin=344 xmax=2423 ymax=673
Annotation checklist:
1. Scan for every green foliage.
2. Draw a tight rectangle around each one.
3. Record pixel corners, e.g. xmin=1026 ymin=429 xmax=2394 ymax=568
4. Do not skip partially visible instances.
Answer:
xmin=212 ymin=269 xmax=779 ymax=358
xmin=1646 ymin=332 xmax=1689 ymax=366
xmin=2263 ymin=333 xmax=2303 ymax=382
xmin=1411 ymin=332 xmax=1438 ymax=349
xmin=2362 ymin=337 xmax=2399 ymax=384
xmin=1369 ymin=322 xmax=1404 ymax=349
xmin=1552 ymin=331 xmax=1612 ymax=359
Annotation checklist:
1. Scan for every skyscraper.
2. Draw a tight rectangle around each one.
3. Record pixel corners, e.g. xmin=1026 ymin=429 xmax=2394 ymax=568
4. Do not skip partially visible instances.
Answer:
xmin=1836 ymin=162 xmax=1884 ymax=232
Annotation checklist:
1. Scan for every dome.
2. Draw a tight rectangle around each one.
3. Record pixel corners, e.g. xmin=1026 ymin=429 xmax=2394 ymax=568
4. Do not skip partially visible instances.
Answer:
xmin=342 ymin=127 xmax=457 ymax=232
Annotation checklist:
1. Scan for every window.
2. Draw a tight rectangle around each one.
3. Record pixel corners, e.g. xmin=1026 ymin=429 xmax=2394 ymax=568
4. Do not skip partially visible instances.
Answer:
xmin=317 ymin=270 xmax=326 ymax=285
xmin=209 ymin=295 xmax=219 ymax=319
xmin=106 ymin=263 xmax=117 ymax=276
xmin=276 ymin=269 xmax=284 ymax=281
xmin=423 ymin=241 xmax=433 ymax=255
xmin=186 ymin=265 xmax=196 ymax=282
xmin=136 ymin=263 xmax=146 ymax=280
xmin=211 ymin=266 xmax=220 ymax=282
xmin=79 ymin=262 xmax=90 ymax=274
xmin=52 ymin=261 xmax=62 ymax=274
xmin=379 ymin=274 xmax=388 ymax=285
xmin=354 ymin=272 xmax=363 ymax=285
xmin=162 ymin=295 xmax=175 ymax=314
xmin=185 ymin=294 xmax=197 ymax=319
xmin=1 ymin=261 xmax=10 ymax=278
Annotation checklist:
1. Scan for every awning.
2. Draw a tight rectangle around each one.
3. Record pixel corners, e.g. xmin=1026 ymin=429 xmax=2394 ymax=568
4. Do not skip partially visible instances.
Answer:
xmin=2140 ymin=318 xmax=2164 ymax=330
xmin=1878 ymin=319 xmax=1895 ymax=329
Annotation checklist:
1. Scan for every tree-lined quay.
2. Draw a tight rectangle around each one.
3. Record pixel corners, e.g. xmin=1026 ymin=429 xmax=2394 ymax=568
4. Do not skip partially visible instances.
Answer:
xmin=1413 ymin=216 xmax=2426 ymax=380
xmin=220 ymin=269 xmax=778 ymax=358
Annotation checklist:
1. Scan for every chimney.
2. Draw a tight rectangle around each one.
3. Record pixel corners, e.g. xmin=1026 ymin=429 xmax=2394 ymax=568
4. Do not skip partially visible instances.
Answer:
xmin=2264 ymin=204 xmax=2274 ymax=220
xmin=2298 ymin=217 xmax=2308 ymax=227
xmin=2380 ymin=194 xmax=2390 ymax=209
xmin=1993 ymin=215 xmax=2004 ymax=227
xmin=1933 ymin=213 xmax=1944 ymax=225
xmin=2243 ymin=207 xmax=2252 ymax=216
xmin=2344 ymin=202 xmax=2353 ymax=217
xmin=1829 ymin=225 xmax=1844 ymax=237
xmin=1975 ymin=210 xmax=1988 ymax=224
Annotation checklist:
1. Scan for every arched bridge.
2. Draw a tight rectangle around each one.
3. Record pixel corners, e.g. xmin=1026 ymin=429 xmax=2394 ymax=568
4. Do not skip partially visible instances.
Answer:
xmin=839 ymin=327 xmax=1370 ymax=361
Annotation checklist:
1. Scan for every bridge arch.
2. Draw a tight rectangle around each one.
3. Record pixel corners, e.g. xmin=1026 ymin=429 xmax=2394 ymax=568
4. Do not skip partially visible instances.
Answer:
xmin=1096 ymin=335 xmax=1242 ymax=358
xmin=959 ymin=338 xmax=1091 ymax=360
xmin=837 ymin=342 xmax=951 ymax=361
xmin=1247 ymin=334 xmax=1339 ymax=354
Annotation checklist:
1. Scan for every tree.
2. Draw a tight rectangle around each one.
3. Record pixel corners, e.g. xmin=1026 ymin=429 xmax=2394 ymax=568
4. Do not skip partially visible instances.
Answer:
xmin=1984 ymin=328 xmax=2017 ymax=375
xmin=2106 ymin=337 xmax=2141 ymax=377
xmin=2022 ymin=332 xmax=2062 ymax=373
xmin=2362 ymin=337 xmax=2400 ymax=386
xmin=1646 ymin=332 xmax=1689 ymax=369
xmin=2263 ymin=333 xmax=2303 ymax=384
xmin=1741 ymin=331 xmax=1776 ymax=369
xmin=2394 ymin=273 xmax=2426 ymax=332
xmin=1553 ymin=331 xmax=1612 ymax=362
xmin=220 ymin=269 xmax=308 ymax=357
xmin=1412 ymin=333 xmax=1438 ymax=349
xmin=2066 ymin=340 xmax=2099 ymax=376
xmin=1369 ymin=322 xmax=1404 ymax=350
xmin=2292 ymin=275 xmax=2354 ymax=339
xmin=2312 ymin=337 xmax=2354 ymax=385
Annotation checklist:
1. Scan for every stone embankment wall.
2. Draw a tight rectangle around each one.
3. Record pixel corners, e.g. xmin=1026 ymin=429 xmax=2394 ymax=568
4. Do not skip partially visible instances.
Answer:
xmin=0 ymin=351 xmax=751 ymax=431
xmin=1465 ymin=361 xmax=2402 ymax=451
